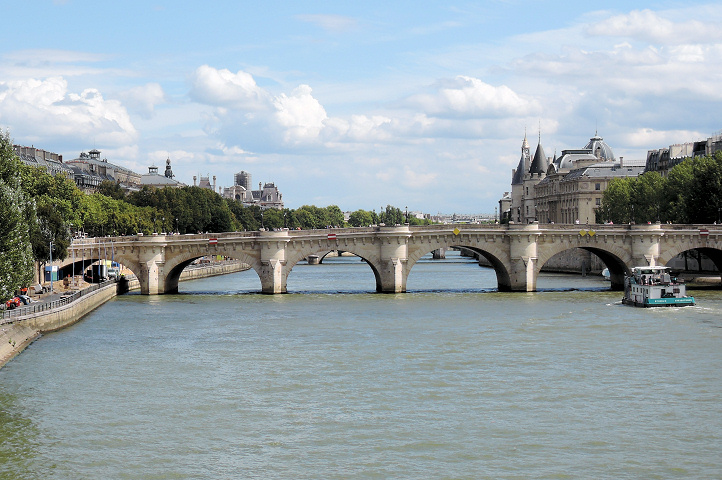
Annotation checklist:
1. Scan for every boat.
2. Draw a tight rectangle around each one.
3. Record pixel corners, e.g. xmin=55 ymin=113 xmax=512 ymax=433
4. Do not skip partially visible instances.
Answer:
xmin=622 ymin=266 xmax=695 ymax=307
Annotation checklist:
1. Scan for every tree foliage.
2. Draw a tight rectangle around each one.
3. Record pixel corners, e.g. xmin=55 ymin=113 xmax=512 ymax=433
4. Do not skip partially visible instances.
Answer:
xmin=597 ymin=152 xmax=722 ymax=224
xmin=0 ymin=131 xmax=35 ymax=299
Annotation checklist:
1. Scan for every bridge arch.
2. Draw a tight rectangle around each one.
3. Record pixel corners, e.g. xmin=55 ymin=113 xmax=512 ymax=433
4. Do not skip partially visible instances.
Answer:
xmin=535 ymin=241 xmax=631 ymax=291
xmin=658 ymin=244 xmax=722 ymax=285
xmin=284 ymin=241 xmax=384 ymax=292
xmin=406 ymin=239 xmax=512 ymax=292
xmin=162 ymin=249 xmax=262 ymax=294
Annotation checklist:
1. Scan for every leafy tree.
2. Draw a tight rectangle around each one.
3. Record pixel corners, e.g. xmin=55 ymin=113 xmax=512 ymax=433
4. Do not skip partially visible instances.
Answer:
xmin=685 ymin=152 xmax=722 ymax=223
xmin=379 ymin=205 xmax=405 ymax=225
xmin=0 ymin=131 xmax=34 ymax=298
xmin=631 ymin=171 xmax=664 ymax=223
xmin=596 ymin=177 xmax=634 ymax=224
xmin=348 ymin=209 xmax=374 ymax=227
xmin=326 ymin=205 xmax=345 ymax=227
xmin=260 ymin=208 xmax=285 ymax=230
xmin=661 ymin=159 xmax=695 ymax=223
xmin=97 ymin=180 xmax=126 ymax=200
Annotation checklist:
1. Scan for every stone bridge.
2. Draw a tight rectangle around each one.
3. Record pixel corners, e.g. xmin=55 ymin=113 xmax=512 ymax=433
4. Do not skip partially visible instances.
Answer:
xmin=63 ymin=223 xmax=722 ymax=295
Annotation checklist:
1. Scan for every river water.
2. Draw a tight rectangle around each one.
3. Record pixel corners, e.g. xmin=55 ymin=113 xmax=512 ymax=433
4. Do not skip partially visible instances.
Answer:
xmin=1 ymin=252 xmax=721 ymax=479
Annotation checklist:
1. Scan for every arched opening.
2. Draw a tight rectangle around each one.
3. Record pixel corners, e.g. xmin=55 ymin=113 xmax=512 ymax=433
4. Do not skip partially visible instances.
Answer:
xmin=285 ymin=248 xmax=380 ymax=293
xmin=169 ymin=254 xmax=263 ymax=294
xmin=406 ymin=245 xmax=512 ymax=292
xmin=663 ymin=247 xmax=722 ymax=288
xmin=534 ymin=247 xmax=626 ymax=291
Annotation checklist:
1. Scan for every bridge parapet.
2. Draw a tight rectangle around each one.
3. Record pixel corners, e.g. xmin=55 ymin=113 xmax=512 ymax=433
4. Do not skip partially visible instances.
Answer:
xmin=57 ymin=224 xmax=722 ymax=295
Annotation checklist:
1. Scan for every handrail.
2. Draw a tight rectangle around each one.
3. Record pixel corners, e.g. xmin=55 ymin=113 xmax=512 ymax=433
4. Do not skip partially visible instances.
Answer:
xmin=1 ymin=279 xmax=117 ymax=324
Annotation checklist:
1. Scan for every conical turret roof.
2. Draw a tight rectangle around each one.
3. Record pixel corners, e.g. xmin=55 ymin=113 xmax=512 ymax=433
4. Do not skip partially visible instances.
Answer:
xmin=529 ymin=142 xmax=547 ymax=175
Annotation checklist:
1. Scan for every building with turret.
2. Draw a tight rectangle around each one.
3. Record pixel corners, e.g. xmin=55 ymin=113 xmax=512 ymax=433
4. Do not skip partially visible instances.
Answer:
xmin=65 ymin=149 xmax=142 ymax=193
xmin=504 ymin=132 xmax=645 ymax=224
xmin=221 ymin=171 xmax=284 ymax=209
xmin=141 ymin=157 xmax=185 ymax=188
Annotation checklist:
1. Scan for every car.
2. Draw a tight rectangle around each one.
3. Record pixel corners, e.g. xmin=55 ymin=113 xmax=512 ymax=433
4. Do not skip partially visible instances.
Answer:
xmin=5 ymin=297 xmax=22 ymax=310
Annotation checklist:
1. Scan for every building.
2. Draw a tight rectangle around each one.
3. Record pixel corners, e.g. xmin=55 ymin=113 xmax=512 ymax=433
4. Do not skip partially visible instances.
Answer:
xmin=221 ymin=171 xmax=284 ymax=209
xmin=234 ymin=171 xmax=252 ymax=190
xmin=13 ymin=145 xmax=74 ymax=178
xmin=645 ymin=131 xmax=722 ymax=175
xmin=504 ymin=132 xmax=645 ymax=224
xmin=141 ymin=157 xmax=185 ymax=188
xmin=65 ymin=149 xmax=142 ymax=192
xmin=509 ymin=131 xmax=549 ymax=224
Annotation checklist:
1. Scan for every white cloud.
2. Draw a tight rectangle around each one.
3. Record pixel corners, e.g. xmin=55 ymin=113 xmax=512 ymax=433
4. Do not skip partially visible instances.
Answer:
xmin=402 ymin=165 xmax=437 ymax=189
xmin=189 ymin=65 xmax=270 ymax=110
xmin=273 ymin=85 xmax=328 ymax=144
xmin=0 ymin=76 xmax=137 ymax=145
xmin=407 ymin=76 xmax=539 ymax=118
xmin=587 ymin=9 xmax=722 ymax=45
xmin=620 ymin=128 xmax=709 ymax=148
xmin=118 ymin=83 xmax=166 ymax=119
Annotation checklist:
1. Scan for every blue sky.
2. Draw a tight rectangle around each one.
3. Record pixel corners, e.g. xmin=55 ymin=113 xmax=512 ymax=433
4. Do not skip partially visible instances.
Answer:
xmin=2 ymin=1 xmax=721 ymax=214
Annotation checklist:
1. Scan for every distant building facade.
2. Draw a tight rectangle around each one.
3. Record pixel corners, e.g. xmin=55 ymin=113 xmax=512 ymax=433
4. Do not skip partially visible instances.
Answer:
xmin=65 ymin=149 xmax=142 ymax=192
xmin=645 ymin=131 xmax=722 ymax=175
xmin=503 ymin=132 xmax=645 ymax=224
xmin=221 ymin=171 xmax=284 ymax=209
xmin=13 ymin=145 xmax=74 ymax=177
xmin=141 ymin=157 xmax=185 ymax=188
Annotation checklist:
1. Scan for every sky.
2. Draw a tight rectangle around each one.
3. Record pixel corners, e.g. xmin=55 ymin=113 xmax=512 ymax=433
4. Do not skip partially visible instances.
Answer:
xmin=1 ymin=1 xmax=721 ymax=215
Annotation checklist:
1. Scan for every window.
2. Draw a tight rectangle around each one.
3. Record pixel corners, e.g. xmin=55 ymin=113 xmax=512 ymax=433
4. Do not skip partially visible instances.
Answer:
xmin=596 ymin=198 xmax=601 ymax=206
xmin=595 ymin=183 xmax=601 ymax=190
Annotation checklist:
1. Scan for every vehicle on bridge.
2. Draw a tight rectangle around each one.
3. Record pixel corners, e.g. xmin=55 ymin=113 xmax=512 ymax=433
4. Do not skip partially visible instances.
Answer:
xmin=622 ymin=266 xmax=695 ymax=307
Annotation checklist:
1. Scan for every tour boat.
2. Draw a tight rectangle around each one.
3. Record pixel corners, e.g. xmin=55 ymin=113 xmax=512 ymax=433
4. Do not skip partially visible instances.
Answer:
xmin=622 ymin=266 xmax=695 ymax=307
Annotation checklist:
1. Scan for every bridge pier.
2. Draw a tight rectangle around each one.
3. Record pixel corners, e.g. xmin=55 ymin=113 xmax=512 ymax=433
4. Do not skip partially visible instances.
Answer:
xmin=259 ymin=230 xmax=290 ymax=294
xmin=376 ymin=226 xmax=411 ymax=293
xmin=509 ymin=223 xmax=540 ymax=291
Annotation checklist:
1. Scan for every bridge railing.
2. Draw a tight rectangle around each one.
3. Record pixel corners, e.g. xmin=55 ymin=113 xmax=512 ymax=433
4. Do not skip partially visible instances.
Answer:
xmin=1 ymin=279 xmax=117 ymax=324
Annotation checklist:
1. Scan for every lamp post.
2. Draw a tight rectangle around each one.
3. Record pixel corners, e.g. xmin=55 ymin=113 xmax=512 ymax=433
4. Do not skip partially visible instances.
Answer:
xmin=405 ymin=206 xmax=408 ymax=224
xmin=49 ymin=241 xmax=54 ymax=293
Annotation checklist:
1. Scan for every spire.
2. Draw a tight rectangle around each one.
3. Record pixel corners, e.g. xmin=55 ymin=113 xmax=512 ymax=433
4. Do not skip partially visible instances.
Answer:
xmin=529 ymin=140 xmax=547 ymax=175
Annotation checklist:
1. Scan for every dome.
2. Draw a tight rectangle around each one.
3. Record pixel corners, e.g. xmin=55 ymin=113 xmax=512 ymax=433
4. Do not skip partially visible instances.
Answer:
xmin=583 ymin=134 xmax=615 ymax=162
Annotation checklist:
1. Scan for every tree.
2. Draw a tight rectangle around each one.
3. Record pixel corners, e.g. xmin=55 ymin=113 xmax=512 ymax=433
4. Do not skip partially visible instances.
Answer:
xmin=348 ymin=209 xmax=374 ymax=227
xmin=685 ymin=152 xmax=722 ymax=223
xmin=0 ymin=131 xmax=34 ymax=299
xmin=326 ymin=205 xmax=345 ymax=227
xmin=97 ymin=180 xmax=126 ymax=200
xmin=632 ymin=171 xmax=664 ymax=223
xmin=596 ymin=177 xmax=634 ymax=224
xmin=662 ymin=159 xmax=695 ymax=223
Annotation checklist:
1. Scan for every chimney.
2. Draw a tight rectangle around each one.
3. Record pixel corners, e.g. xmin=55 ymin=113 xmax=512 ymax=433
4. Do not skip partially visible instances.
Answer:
xmin=213 ymin=175 xmax=216 ymax=191
xmin=193 ymin=175 xmax=197 ymax=186
xmin=619 ymin=156 xmax=623 ymax=167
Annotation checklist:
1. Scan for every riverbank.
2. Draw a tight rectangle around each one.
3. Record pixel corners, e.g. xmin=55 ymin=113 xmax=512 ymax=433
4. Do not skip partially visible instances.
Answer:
xmin=0 ymin=261 xmax=250 ymax=370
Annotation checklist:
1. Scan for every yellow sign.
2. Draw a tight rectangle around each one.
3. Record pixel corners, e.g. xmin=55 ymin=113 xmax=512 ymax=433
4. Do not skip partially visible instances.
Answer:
xmin=579 ymin=230 xmax=587 ymax=236
xmin=588 ymin=230 xmax=596 ymax=236
xmin=453 ymin=227 xmax=460 ymax=236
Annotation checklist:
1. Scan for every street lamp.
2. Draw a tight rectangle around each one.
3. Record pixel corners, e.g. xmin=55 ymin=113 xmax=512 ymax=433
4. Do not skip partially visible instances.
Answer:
xmin=405 ymin=206 xmax=408 ymax=224
xmin=49 ymin=241 xmax=54 ymax=293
